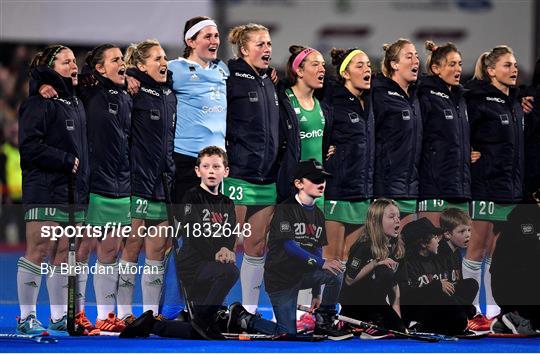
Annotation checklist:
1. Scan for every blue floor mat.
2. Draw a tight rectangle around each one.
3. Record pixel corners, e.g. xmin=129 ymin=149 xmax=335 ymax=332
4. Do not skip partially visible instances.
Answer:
xmin=0 ymin=333 xmax=539 ymax=353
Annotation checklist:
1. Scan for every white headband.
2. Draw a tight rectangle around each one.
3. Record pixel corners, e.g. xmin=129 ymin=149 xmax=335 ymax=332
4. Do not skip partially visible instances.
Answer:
xmin=184 ymin=20 xmax=217 ymax=42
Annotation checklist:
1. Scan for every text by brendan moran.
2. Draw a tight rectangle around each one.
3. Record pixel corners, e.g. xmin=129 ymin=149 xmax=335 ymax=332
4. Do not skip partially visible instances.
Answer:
xmin=40 ymin=262 xmax=160 ymax=277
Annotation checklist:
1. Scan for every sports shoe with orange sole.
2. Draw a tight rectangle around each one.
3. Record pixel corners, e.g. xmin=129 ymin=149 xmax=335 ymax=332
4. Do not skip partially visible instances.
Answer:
xmin=467 ymin=314 xmax=492 ymax=332
xmin=75 ymin=311 xmax=96 ymax=334
xmin=96 ymin=312 xmax=127 ymax=333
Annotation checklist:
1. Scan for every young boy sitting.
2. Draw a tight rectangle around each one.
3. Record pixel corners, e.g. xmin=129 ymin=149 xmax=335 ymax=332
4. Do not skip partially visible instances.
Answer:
xmin=399 ymin=217 xmax=478 ymax=335
xmin=227 ymin=159 xmax=349 ymax=338
xmin=121 ymin=146 xmax=238 ymax=340
xmin=438 ymin=208 xmax=472 ymax=284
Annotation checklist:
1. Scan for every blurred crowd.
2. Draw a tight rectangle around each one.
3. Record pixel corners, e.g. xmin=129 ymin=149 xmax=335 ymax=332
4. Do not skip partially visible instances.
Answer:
xmin=0 ymin=44 xmax=33 ymax=244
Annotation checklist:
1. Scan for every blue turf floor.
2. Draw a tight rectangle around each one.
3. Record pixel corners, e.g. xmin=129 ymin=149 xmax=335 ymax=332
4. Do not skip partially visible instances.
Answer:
xmin=1 ymin=334 xmax=539 ymax=353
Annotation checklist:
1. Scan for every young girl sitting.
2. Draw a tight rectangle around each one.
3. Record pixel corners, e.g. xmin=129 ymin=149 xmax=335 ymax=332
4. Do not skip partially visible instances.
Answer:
xmin=340 ymin=199 xmax=406 ymax=333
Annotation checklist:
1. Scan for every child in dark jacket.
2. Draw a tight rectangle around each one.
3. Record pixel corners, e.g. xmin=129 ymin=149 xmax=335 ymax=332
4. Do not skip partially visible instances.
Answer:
xmin=399 ymin=217 xmax=477 ymax=335
xmin=226 ymin=160 xmax=348 ymax=339
xmin=121 ymin=147 xmax=238 ymax=340
xmin=438 ymin=208 xmax=473 ymax=283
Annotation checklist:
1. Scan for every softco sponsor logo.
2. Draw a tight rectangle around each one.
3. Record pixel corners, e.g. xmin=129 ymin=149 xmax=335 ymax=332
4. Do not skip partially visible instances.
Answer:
xmin=202 ymin=105 xmax=226 ymax=114
xmin=486 ymin=97 xmax=505 ymax=103
xmin=300 ymin=129 xmax=323 ymax=139
xmin=141 ymin=86 xmax=160 ymax=97
xmin=430 ymin=90 xmax=449 ymax=99
xmin=235 ymin=72 xmax=255 ymax=80
xmin=387 ymin=91 xmax=404 ymax=98
xmin=108 ymin=89 xmax=118 ymax=95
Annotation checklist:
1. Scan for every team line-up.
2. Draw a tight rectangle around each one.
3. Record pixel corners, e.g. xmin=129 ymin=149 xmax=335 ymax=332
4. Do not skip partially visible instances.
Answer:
xmin=15 ymin=14 xmax=539 ymax=340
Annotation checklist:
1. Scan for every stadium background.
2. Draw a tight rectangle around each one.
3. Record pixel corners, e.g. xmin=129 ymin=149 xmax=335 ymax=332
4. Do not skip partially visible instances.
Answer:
xmin=0 ymin=0 xmax=538 ymax=346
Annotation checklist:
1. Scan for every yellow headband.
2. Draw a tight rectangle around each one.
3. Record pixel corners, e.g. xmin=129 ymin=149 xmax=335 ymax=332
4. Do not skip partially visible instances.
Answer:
xmin=339 ymin=49 xmax=365 ymax=77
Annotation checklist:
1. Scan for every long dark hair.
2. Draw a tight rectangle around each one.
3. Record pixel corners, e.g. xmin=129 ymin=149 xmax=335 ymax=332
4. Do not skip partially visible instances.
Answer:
xmin=183 ymin=16 xmax=212 ymax=58
xmin=85 ymin=43 xmax=119 ymax=69
xmin=330 ymin=47 xmax=360 ymax=84
xmin=286 ymin=44 xmax=309 ymax=86
xmin=30 ymin=44 xmax=68 ymax=69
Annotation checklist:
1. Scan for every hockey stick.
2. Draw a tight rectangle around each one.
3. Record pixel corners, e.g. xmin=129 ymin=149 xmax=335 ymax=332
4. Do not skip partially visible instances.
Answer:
xmin=297 ymin=305 xmax=439 ymax=342
xmin=222 ymin=332 xmax=328 ymax=341
xmin=409 ymin=331 xmax=459 ymax=341
xmin=222 ymin=332 xmax=283 ymax=340
xmin=0 ymin=333 xmax=59 ymax=344
xmin=66 ymin=174 xmax=80 ymax=336
xmin=161 ymin=173 xmax=194 ymax=320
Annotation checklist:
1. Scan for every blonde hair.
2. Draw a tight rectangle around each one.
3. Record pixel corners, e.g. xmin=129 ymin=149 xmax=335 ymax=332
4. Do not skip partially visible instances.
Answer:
xmin=473 ymin=45 xmax=513 ymax=81
xmin=228 ymin=23 xmax=268 ymax=58
xmin=381 ymin=38 xmax=413 ymax=78
xmin=363 ymin=199 xmax=405 ymax=261
xmin=124 ymin=39 xmax=161 ymax=68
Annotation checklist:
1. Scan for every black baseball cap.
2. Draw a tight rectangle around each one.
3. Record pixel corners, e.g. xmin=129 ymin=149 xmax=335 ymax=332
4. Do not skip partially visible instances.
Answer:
xmin=401 ymin=217 xmax=443 ymax=243
xmin=293 ymin=159 xmax=332 ymax=181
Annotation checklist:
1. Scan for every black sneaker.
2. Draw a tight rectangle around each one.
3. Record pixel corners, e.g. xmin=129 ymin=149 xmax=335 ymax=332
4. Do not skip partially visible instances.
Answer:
xmin=176 ymin=309 xmax=190 ymax=322
xmin=214 ymin=307 xmax=229 ymax=333
xmin=119 ymin=310 xmax=156 ymax=338
xmin=190 ymin=306 xmax=226 ymax=340
xmin=314 ymin=309 xmax=352 ymax=340
xmin=360 ymin=327 xmax=392 ymax=340
xmin=190 ymin=317 xmax=226 ymax=340
xmin=502 ymin=312 xmax=538 ymax=335
xmin=490 ymin=318 xmax=511 ymax=334
xmin=314 ymin=324 xmax=353 ymax=340
xmin=227 ymin=302 xmax=252 ymax=333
